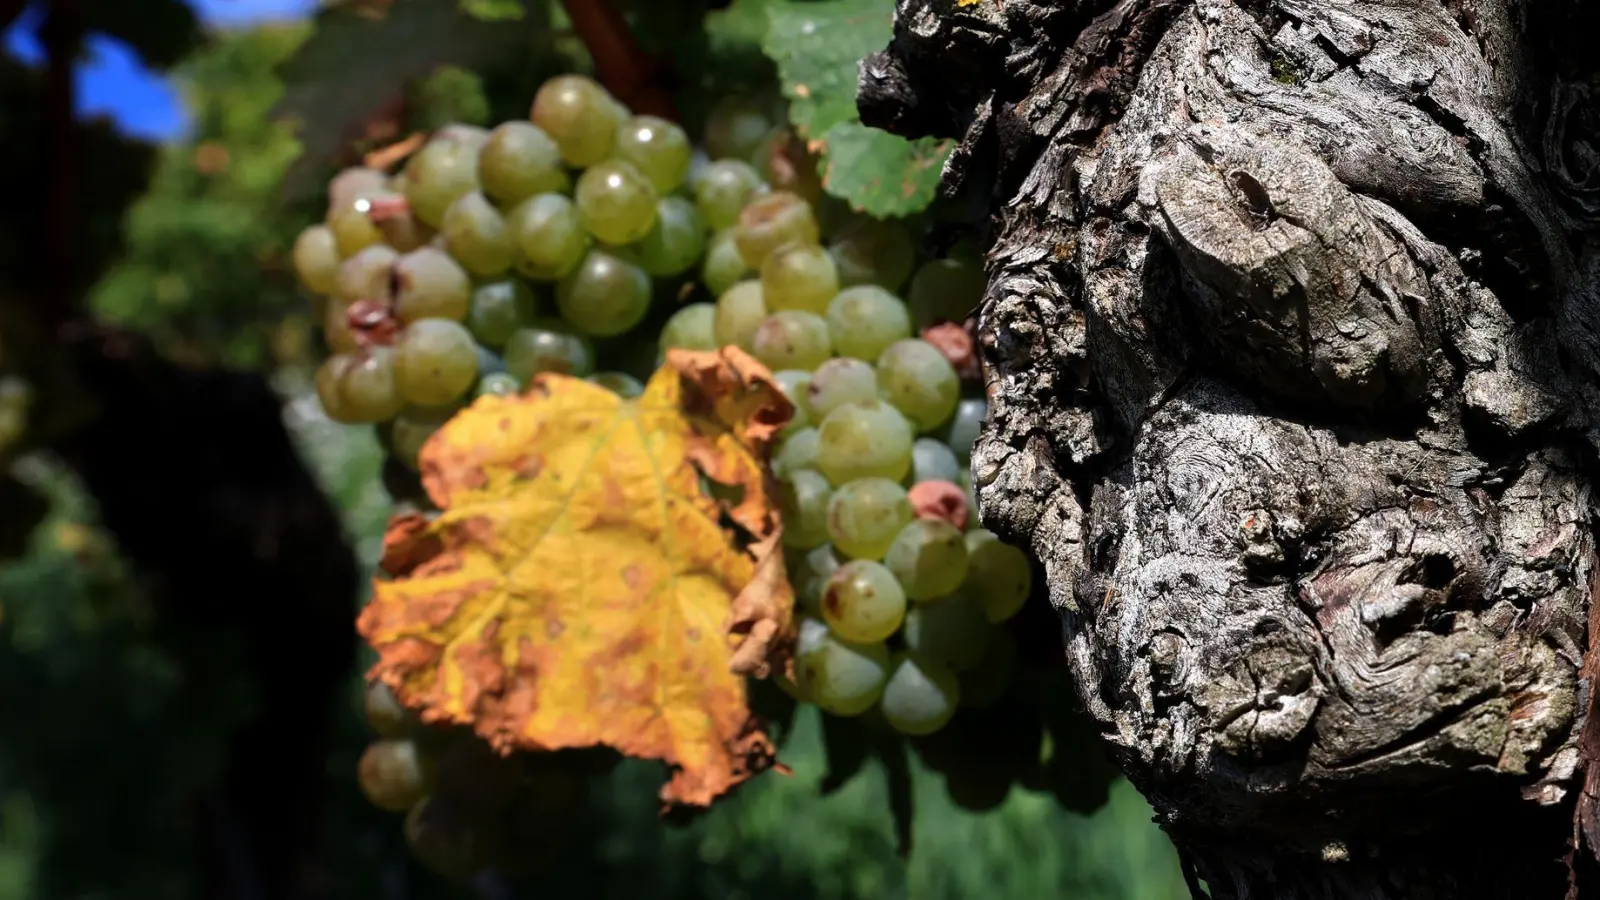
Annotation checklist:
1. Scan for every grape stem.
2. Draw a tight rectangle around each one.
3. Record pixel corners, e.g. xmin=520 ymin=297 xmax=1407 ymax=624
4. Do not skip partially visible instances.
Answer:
xmin=558 ymin=0 xmax=678 ymax=121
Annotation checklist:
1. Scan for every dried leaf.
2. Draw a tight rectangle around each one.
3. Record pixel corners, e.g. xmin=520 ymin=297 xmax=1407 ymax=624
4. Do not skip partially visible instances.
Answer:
xmin=358 ymin=348 xmax=796 ymax=807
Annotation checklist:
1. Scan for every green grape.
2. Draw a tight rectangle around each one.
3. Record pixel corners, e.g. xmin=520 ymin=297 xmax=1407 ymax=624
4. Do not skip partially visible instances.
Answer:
xmin=902 ymin=593 xmax=990 ymax=671
xmin=703 ymin=94 xmax=773 ymax=161
xmin=394 ymin=319 xmax=480 ymax=407
xmin=333 ymin=244 xmax=399 ymax=304
xmin=435 ymin=123 xmax=491 ymax=150
xmin=613 ymin=115 xmax=692 ymax=192
xmin=816 ymin=399 xmax=914 ymax=486
xmin=877 ymin=338 xmax=961 ymax=431
xmin=750 ymin=311 xmax=832 ymax=372
xmin=393 ymin=247 xmax=471 ymax=323
xmin=827 ymin=285 xmax=912 ymax=361
xmin=632 ymin=197 xmax=705 ymax=277
xmin=323 ymin=297 xmax=360 ymax=354
xmin=770 ymin=369 xmax=813 ymax=437
xmin=556 ymin=249 xmax=652 ymax=337
xmin=958 ymin=629 xmax=1016 ymax=708
xmin=510 ymin=194 xmax=590 ymax=281
xmin=475 ymin=343 xmax=506 ymax=377
xmin=293 ymin=224 xmax=341 ymax=293
xmin=503 ymin=326 xmax=595 ymax=382
xmin=790 ymin=544 xmax=840 ymax=615
xmin=796 ymin=613 xmax=831 ymax=657
xmin=403 ymin=138 xmax=480 ymax=228
xmin=363 ymin=681 xmax=414 ymax=738
xmin=797 ymin=632 xmax=890 ymax=717
xmin=531 ymin=74 xmax=623 ymax=167
xmin=587 ymin=371 xmax=645 ymax=398
xmin=659 ymin=302 xmax=717 ymax=353
xmin=702 ymin=228 xmax=753 ymax=296
xmin=880 ymin=654 xmax=960 ymax=736
xmin=773 ymin=426 xmax=820 ymax=478
xmin=326 ymin=166 xmax=388 ymax=219
xmin=911 ymin=437 xmax=963 ymax=485
xmin=315 ymin=355 xmax=358 ymax=423
xmin=328 ymin=192 xmax=398 ymax=257
xmin=575 ymin=160 xmax=659 ymax=245
xmin=821 ymin=559 xmax=906 ymax=643
xmin=806 ymin=358 xmax=878 ymax=419
xmin=964 ymin=530 xmax=1033 ymax=622
xmin=941 ymin=397 xmax=987 ymax=461
xmin=440 ymin=191 xmax=514 ymax=276
xmin=693 ymin=160 xmax=765 ymax=231
xmin=357 ymin=738 xmax=432 ymax=812
xmin=734 ymin=191 xmax=820 ymax=268
xmin=390 ymin=405 xmax=456 ymax=469
xmin=712 ymin=280 xmax=767 ymax=351
xmin=369 ymin=196 xmax=436 ymax=253
xmin=829 ymin=216 xmax=915 ymax=291
xmin=476 ymin=372 xmax=522 ymax=398
xmin=465 ymin=280 xmax=538 ymax=349
xmin=342 ymin=347 xmax=407 ymax=423
xmin=478 ymin=120 xmax=568 ymax=205
xmin=884 ymin=518 xmax=969 ymax=601
xmin=825 ymin=476 xmax=913 ymax=560
xmin=907 ymin=255 xmax=984 ymax=328
xmin=780 ymin=468 xmax=832 ymax=550
xmin=761 ymin=241 xmax=839 ymax=314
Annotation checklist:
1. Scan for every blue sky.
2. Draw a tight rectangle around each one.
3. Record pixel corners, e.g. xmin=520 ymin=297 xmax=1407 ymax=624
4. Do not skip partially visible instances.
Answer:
xmin=3 ymin=0 xmax=317 ymax=141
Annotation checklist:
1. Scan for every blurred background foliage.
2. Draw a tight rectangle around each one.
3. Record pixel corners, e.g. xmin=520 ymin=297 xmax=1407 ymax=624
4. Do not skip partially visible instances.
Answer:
xmin=0 ymin=0 xmax=1189 ymax=897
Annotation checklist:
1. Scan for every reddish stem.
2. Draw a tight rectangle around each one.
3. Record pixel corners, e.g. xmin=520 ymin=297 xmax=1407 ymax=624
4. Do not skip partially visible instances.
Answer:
xmin=559 ymin=0 xmax=678 ymax=120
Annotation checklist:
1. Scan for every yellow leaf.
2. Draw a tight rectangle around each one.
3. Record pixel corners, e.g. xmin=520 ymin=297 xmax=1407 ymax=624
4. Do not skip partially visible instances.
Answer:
xmin=357 ymin=348 xmax=796 ymax=807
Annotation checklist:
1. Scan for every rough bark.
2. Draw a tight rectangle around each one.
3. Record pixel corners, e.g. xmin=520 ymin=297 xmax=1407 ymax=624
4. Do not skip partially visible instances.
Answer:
xmin=860 ymin=1 xmax=1600 ymax=897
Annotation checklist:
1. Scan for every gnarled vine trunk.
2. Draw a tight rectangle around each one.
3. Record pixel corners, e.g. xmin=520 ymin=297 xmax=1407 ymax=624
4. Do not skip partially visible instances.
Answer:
xmin=860 ymin=1 xmax=1600 ymax=896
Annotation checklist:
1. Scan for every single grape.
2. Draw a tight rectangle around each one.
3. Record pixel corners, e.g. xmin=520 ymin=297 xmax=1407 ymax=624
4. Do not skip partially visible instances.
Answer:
xmin=703 ymin=94 xmax=773 ymax=161
xmin=806 ymin=358 xmax=878 ymax=419
xmin=393 ymin=247 xmax=471 ymax=323
xmin=465 ymin=280 xmax=538 ymax=349
xmin=821 ymin=559 xmax=906 ymax=643
xmin=902 ymin=593 xmax=991 ymax=671
xmin=884 ymin=518 xmax=970 ymax=601
xmin=798 ymin=632 xmax=890 ymax=717
xmin=964 ymin=530 xmax=1033 ymax=622
xmin=734 ymin=191 xmax=820 ymax=269
xmin=368 ymin=195 xmax=436 ymax=252
xmin=877 ymin=338 xmax=961 ymax=432
xmin=363 ymin=681 xmax=414 ymax=737
xmin=712 ymin=280 xmax=767 ymax=351
xmin=761 ymin=241 xmax=839 ymax=314
xmin=613 ymin=115 xmax=692 ymax=192
xmin=908 ymin=479 xmax=969 ymax=531
xmin=659 ymin=302 xmax=717 ymax=353
xmin=357 ymin=738 xmax=432 ymax=812
xmin=403 ymin=138 xmax=480 ymax=228
xmin=827 ymin=285 xmax=912 ymax=362
xmin=333 ymin=244 xmax=399 ymax=304
xmin=907 ymin=255 xmax=984 ymax=328
xmin=829 ymin=216 xmax=915 ymax=291
xmin=880 ymin=654 xmax=960 ymax=736
xmin=342 ymin=347 xmax=407 ymax=422
xmin=790 ymin=543 xmax=840 ymax=615
xmin=693 ymin=159 xmax=765 ymax=231
xmin=750 ymin=311 xmax=832 ymax=372
xmin=826 ymin=476 xmax=913 ymax=561
xmin=958 ymin=629 xmax=1017 ymax=708
xmin=476 ymin=372 xmax=522 ymax=398
xmin=326 ymin=167 xmax=388 ymax=219
xmin=478 ymin=121 xmax=568 ymax=205
xmin=941 ymin=397 xmax=987 ymax=462
xmin=632 ymin=197 xmax=705 ymax=277
xmin=796 ymin=613 xmax=832 ymax=657
xmin=773 ymin=426 xmax=820 ymax=478
xmin=509 ymin=193 xmax=590 ymax=281
xmin=816 ymin=399 xmax=915 ymax=486
xmin=575 ymin=160 xmax=659 ymax=245
xmin=780 ymin=469 xmax=833 ymax=550
xmin=315 ymin=355 xmax=358 ymax=423
xmin=503 ymin=326 xmax=595 ymax=382
xmin=293 ymin=224 xmax=341 ymax=293
xmin=328 ymin=201 xmax=385 ymax=258
xmin=911 ymin=437 xmax=963 ymax=485
xmin=531 ymin=74 xmax=623 ymax=167
xmin=389 ymin=406 xmax=455 ymax=469
xmin=770 ymin=369 xmax=813 ymax=437
xmin=435 ymin=123 xmax=491 ymax=150
xmin=702 ymin=228 xmax=753 ymax=296
xmin=587 ymin=371 xmax=645 ymax=398
xmin=394 ymin=319 xmax=479 ymax=407
xmin=556 ymin=249 xmax=652 ymax=337
xmin=440 ymin=191 xmax=514 ymax=276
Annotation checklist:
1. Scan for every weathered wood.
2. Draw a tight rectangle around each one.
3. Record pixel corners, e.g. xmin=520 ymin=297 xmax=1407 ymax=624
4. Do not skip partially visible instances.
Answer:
xmin=861 ymin=1 xmax=1600 ymax=896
